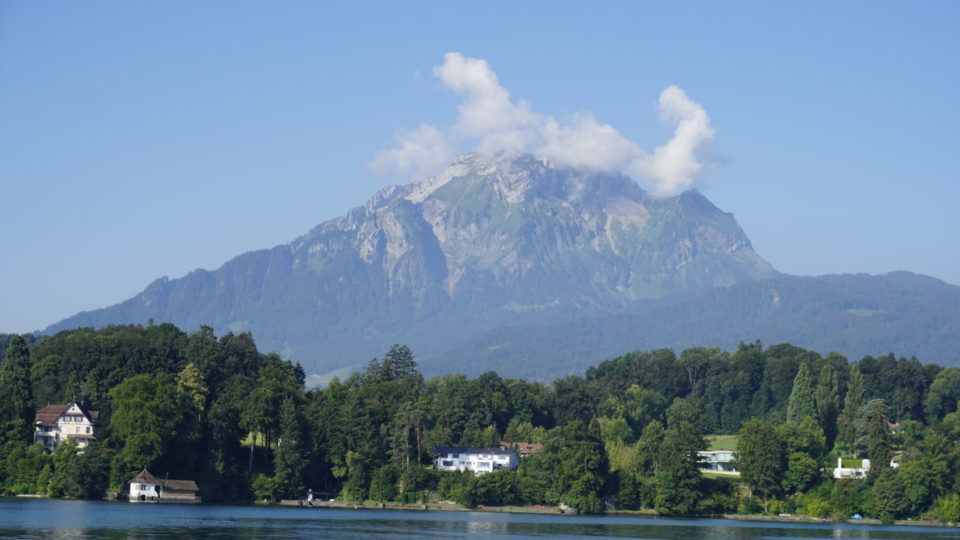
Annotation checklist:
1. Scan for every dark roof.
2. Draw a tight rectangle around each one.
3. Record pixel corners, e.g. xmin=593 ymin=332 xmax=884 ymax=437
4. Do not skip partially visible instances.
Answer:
xmin=35 ymin=404 xmax=67 ymax=427
xmin=433 ymin=446 xmax=516 ymax=456
xmin=499 ymin=441 xmax=543 ymax=455
xmin=130 ymin=469 xmax=159 ymax=485
xmin=128 ymin=469 xmax=198 ymax=492
xmin=161 ymin=479 xmax=199 ymax=492
xmin=34 ymin=402 xmax=99 ymax=427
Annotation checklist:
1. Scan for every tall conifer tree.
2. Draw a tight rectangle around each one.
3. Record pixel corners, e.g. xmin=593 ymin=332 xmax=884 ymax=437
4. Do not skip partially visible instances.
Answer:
xmin=839 ymin=365 xmax=865 ymax=455
xmin=274 ymin=397 xmax=307 ymax=498
xmin=815 ymin=364 xmax=840 ymax=447
xmin=865 ymin=399 xmax=892 ymax=481
xmin=787 ymin=361 xmax=817 ymax=424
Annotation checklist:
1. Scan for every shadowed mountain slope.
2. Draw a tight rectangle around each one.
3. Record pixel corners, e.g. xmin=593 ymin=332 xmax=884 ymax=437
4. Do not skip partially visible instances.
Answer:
xmin=423 ymin=271 xmax=960 ymax=379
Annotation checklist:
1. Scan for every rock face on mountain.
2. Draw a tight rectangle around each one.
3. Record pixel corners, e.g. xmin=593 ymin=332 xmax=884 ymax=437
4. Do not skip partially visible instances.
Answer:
xmin=47 ymin=154 xmax=778 ymax=374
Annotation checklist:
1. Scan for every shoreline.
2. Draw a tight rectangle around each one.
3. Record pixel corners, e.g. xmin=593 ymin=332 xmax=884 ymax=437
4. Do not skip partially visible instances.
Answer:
xmin=275 ymin=499 xmax=960 ymax=528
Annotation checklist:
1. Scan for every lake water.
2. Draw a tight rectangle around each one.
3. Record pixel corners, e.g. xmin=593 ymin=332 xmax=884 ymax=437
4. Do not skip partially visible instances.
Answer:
xmin=1 ymin=498 xmax=957 ymax=539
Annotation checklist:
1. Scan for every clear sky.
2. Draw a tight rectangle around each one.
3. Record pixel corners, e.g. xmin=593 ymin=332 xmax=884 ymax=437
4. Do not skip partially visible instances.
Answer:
xmin=1 ymin=1 xmax=958 ymax=334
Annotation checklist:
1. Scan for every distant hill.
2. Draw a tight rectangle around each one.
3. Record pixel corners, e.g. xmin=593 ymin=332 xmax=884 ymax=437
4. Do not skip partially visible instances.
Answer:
xmin=422 ymin=272 xmax=960 ymax=379
xmin=46 ymin=153 xmax=779 ymax=375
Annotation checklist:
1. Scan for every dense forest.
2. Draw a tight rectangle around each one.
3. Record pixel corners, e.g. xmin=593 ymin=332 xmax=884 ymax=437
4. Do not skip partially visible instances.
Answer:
xmin=1 ymin=325 xmax=959 ymax=522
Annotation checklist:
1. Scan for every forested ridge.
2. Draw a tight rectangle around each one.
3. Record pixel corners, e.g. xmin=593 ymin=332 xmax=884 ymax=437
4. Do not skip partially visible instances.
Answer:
xmin=1 ymin=325 xmax=959 ymax=522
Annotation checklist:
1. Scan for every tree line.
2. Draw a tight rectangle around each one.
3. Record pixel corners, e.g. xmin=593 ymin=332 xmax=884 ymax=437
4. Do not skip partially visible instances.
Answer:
xmin=1 ymin=326 xmax=959 ymax=521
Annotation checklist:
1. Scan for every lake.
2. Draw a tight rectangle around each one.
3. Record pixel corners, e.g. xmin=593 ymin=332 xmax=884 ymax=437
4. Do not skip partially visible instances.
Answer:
xmin=1 ymin=498 xmax=957 ymax=539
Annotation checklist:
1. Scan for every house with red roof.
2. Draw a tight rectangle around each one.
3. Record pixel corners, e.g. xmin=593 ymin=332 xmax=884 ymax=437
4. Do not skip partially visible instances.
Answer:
xmin=33 ymin=401 xmax=99 ymax=451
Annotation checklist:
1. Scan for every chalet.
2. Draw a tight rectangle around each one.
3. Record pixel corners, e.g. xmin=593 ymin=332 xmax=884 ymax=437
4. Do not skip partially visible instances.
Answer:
xmin=33 ymin=401 xmax=99 ymax=451
xmin=433 ymin=446 xmax=519 ymax=474
xmin=128 ymin=469 xmax=200 ymax=502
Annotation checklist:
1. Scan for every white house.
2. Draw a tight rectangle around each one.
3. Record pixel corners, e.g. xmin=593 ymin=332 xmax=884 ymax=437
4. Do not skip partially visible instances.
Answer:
xmin=128 ymin=469 xmax=200 ymax=502
xmin=832 ymin=457 xmax=900 ymax=479
xmin=33 ymin=401 xmax=99 ymax=451
xmin=433 ymin=446 xmax=519 ymax=474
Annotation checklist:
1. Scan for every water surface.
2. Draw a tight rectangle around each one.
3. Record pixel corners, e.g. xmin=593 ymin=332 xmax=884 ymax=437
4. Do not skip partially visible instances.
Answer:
xmin=1 ymin=498 xmax=957 ymax=539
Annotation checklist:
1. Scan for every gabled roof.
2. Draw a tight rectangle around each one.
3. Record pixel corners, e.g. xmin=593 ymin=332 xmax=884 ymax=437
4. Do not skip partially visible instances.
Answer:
xmin=128 ymin=469 xmax=198 ymax=492
xmin=34 ymin=401 xmax=99 ymax=427
xmin=130 ymin=469 xmax=160 ymax=485
xmin=35 ymin=404 xmax=68 ymax=427
xmin=434 ymin=446 xmax=517 ymax=456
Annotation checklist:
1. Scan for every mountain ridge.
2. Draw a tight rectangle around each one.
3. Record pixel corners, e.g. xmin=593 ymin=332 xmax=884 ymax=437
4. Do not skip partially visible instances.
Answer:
xmin=45 ymin=154 xmax=957 ymax=376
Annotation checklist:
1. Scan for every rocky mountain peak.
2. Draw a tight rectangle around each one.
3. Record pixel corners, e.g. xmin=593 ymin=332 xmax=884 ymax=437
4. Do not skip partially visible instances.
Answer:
xmin=48 ymin=153 xmax=782 ymax=374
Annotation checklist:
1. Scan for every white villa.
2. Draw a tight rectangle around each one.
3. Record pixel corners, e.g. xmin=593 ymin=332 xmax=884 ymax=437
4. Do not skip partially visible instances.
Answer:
xmin=433 ymin=446 xmax=519 ymax=474
xmin=33 ymin=401 xmax=99 ymax=451
xmin=832 ymin=457 xmax=900 ymax=479
xmin=128 ymin=469 xmax=200 ymax=502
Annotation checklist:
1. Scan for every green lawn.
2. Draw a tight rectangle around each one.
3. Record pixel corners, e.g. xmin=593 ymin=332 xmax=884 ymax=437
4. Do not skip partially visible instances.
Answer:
xmin=841 ymin=458 xmax=863 ymax=468
xmin=705 ymin=435 xmax=738 ymax=451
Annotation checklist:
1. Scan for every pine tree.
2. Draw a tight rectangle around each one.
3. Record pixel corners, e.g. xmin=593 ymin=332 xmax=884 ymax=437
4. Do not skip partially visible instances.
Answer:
xmin=814 ymin=363 xmax=840 ymax=447
xmin=389 ymin=400 xmax=424 ymax=468
xmin=274 ymin=397 xmax=307 ymax=499
xmin=381 ymin=344 xmax=417 ymax=380
xmin=865 ymin=399 xmax=891 ymax=481
xmin=839 ymin=365 xmax=865 ymax=456
xmin=786 ymin=361 xmax=817 ymax=424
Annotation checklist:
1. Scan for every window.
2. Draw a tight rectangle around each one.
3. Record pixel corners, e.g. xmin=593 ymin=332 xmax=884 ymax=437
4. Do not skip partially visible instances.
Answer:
xmin=442 ymin=460 xmax=453 ymax=467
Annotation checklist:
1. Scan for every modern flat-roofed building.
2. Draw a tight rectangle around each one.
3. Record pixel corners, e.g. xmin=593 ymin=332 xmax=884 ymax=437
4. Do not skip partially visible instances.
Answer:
xmin=433 ymin=446 xmax=519 ymax=474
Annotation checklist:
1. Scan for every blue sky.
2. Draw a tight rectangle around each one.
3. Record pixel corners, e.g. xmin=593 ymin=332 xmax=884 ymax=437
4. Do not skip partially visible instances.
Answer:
xmin=1 ymin=1 xmax=958 ymax=334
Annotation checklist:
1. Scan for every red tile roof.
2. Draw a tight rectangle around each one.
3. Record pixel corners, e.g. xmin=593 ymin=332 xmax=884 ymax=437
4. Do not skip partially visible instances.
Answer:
xmin=35 ymin=404 xmax=68 ymax=427
xmin=33 ymin=402 xmax=99 ymax=427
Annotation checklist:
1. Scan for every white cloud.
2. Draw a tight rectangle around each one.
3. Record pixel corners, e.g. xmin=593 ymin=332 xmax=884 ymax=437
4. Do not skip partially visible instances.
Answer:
xmin=632 ymin=85 xmax=716 ymax=195
xmin=539 ymin=113 xmax=642 ymax=173
xmin=433 ymin=52 xmax=541 ymax=154
xmin=369 ymin=124 xmax=455 ymax=179
xmin=371 ymin=53 xmax=717 ymax=196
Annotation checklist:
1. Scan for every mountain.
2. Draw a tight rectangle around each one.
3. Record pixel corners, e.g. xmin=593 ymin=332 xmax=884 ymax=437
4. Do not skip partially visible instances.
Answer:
xmin=46 ymin=153 xmax=779 ymax=375
xmin=423 ymin=271 xmax=960 ymax=379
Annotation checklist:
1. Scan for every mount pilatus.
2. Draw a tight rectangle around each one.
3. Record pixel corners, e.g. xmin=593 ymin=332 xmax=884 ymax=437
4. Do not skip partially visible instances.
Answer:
xmin=48 ymin=154 xmax=960 ymax=378
xmin=48 ymin=155 xmax=770 ymax=365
